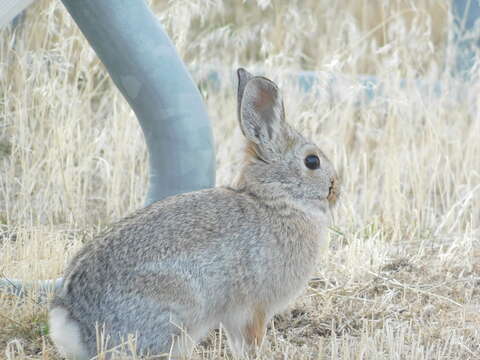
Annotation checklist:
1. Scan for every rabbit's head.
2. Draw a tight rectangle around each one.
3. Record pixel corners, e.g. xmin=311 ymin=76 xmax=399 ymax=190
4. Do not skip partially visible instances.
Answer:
xmin=234 ymin=68 xmax=339 ymax=209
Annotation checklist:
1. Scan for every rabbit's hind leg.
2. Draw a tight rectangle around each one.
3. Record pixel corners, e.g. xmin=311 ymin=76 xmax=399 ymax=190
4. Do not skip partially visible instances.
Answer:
xmin=127 ymin=308 xmax=206 ymax=359
xmin=222 ymin=306 xmax=267 ymax=358
xmin=167 ymin=321 xmax=199 ymax=359
xmin=168 ymin=322 xmax=210 ymax=359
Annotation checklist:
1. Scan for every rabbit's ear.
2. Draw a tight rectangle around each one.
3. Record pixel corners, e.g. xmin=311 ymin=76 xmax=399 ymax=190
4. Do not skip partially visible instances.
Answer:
xmin=237 ymin=68 xmax=254 ymax=121
xmin=238 ymin=74 xmax=285 ymax=148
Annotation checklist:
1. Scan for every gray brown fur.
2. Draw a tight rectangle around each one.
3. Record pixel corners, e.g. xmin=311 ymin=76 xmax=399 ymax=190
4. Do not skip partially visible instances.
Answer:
xmin=49 ymin=69 xmax=339 ymax=359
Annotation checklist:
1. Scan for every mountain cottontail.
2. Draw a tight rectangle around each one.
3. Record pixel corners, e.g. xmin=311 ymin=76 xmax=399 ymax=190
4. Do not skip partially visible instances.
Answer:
xmin=49 ymin=69 xmax=339 ymax=359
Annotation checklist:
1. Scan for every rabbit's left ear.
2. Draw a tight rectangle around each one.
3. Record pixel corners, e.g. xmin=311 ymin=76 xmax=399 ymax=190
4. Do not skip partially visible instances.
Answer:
xmin=237 ymin=68 xmax=254 ymax=121
xmin=238 ymin=72 xmax=285 ymax=148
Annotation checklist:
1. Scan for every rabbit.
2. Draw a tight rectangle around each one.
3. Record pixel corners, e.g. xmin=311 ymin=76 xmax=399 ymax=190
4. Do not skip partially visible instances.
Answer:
xmin=49 ymin=68 xmax=339 ymax=359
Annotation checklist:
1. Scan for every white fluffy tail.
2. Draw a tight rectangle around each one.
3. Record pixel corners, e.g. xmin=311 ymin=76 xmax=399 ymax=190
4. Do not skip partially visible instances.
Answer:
xmin=49 ymin=306 xmax=89 ymax=360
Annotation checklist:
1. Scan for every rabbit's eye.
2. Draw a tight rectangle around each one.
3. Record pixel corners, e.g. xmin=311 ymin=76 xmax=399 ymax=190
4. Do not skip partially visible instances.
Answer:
xmin=304 ymin=154 xmax=320 ymax=170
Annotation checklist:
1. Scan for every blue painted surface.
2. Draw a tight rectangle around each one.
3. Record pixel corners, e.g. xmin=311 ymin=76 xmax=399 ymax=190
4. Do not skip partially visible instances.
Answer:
xmin=61 ymin=0 xmax=216 ymax=205
xmin=452 ymin=0 xmax=480 ymax=77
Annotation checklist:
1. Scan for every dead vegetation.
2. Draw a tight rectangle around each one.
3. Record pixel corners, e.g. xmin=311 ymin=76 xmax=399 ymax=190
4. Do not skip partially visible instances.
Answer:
xmin=1 ymin=0 xmax=479 ymax=359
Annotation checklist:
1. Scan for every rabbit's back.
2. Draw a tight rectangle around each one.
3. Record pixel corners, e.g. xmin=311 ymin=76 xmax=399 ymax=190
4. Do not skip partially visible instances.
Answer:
xmin=51 ymin=187 xmax=319 ymax=357
xmin=54 ymin=187 xmax=266 ymax=304
xmin=62 ymin=188 xmax=257 ymax=271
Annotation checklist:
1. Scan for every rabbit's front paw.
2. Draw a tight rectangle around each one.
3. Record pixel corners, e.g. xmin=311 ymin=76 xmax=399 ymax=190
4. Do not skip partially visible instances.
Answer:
xmin=223 ymin=306 xmax=267 ymax=358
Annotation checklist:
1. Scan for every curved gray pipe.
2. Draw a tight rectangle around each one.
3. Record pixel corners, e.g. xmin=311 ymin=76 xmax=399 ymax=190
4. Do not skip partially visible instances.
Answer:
xmin=1 ymin=0 xmax=216 ymax=297
xmin=452 ymin=0 xmax=480 ymax=78
xmin=0 ymin=277 xmax=63 ymax=299
xmin=60 ymin=0 xmax=215 ymax=205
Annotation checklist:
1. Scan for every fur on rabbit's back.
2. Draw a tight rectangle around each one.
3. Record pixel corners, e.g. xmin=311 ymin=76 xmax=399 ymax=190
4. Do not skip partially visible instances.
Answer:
xmin=51 ymin=186 xmax=324 ymax=357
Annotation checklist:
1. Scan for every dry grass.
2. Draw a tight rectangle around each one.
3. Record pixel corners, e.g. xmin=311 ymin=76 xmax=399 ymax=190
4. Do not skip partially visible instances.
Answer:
xmin=1 ymin=0 xmax=479 ymax=359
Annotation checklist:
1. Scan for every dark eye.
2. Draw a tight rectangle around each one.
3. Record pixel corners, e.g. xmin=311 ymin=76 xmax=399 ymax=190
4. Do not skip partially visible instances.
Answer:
xmin=304 ymin=154 xmax=320 ymax=170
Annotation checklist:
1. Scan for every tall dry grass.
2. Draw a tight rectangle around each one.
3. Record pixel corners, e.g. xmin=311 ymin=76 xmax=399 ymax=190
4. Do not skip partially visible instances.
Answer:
xmin=1 ymin=0 xmax=479 ymax=359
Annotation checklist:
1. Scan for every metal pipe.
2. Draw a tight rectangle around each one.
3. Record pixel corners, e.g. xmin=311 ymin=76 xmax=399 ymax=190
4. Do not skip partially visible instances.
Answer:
xmin=0 ymin=0 xmax=33 ymax=28
xmin=60 ymin=0 xmax=216 ymax=205
xmin=0 ymin=277 xmax=62 ymax=299
xmin=452 ymin=0 xmax=480 ymax=78
xmin=2 ymin=0 xmax=217 ymax=298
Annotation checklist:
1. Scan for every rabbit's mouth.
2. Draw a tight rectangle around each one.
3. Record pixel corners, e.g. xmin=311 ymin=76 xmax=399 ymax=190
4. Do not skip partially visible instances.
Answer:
xmin=327 ymin=177 xmax=339 ymax=206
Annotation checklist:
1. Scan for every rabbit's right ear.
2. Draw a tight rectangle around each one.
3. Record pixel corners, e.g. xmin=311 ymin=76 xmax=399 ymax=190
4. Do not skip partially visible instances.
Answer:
xmin=237 ymin=69 xmax=285 ymax=151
